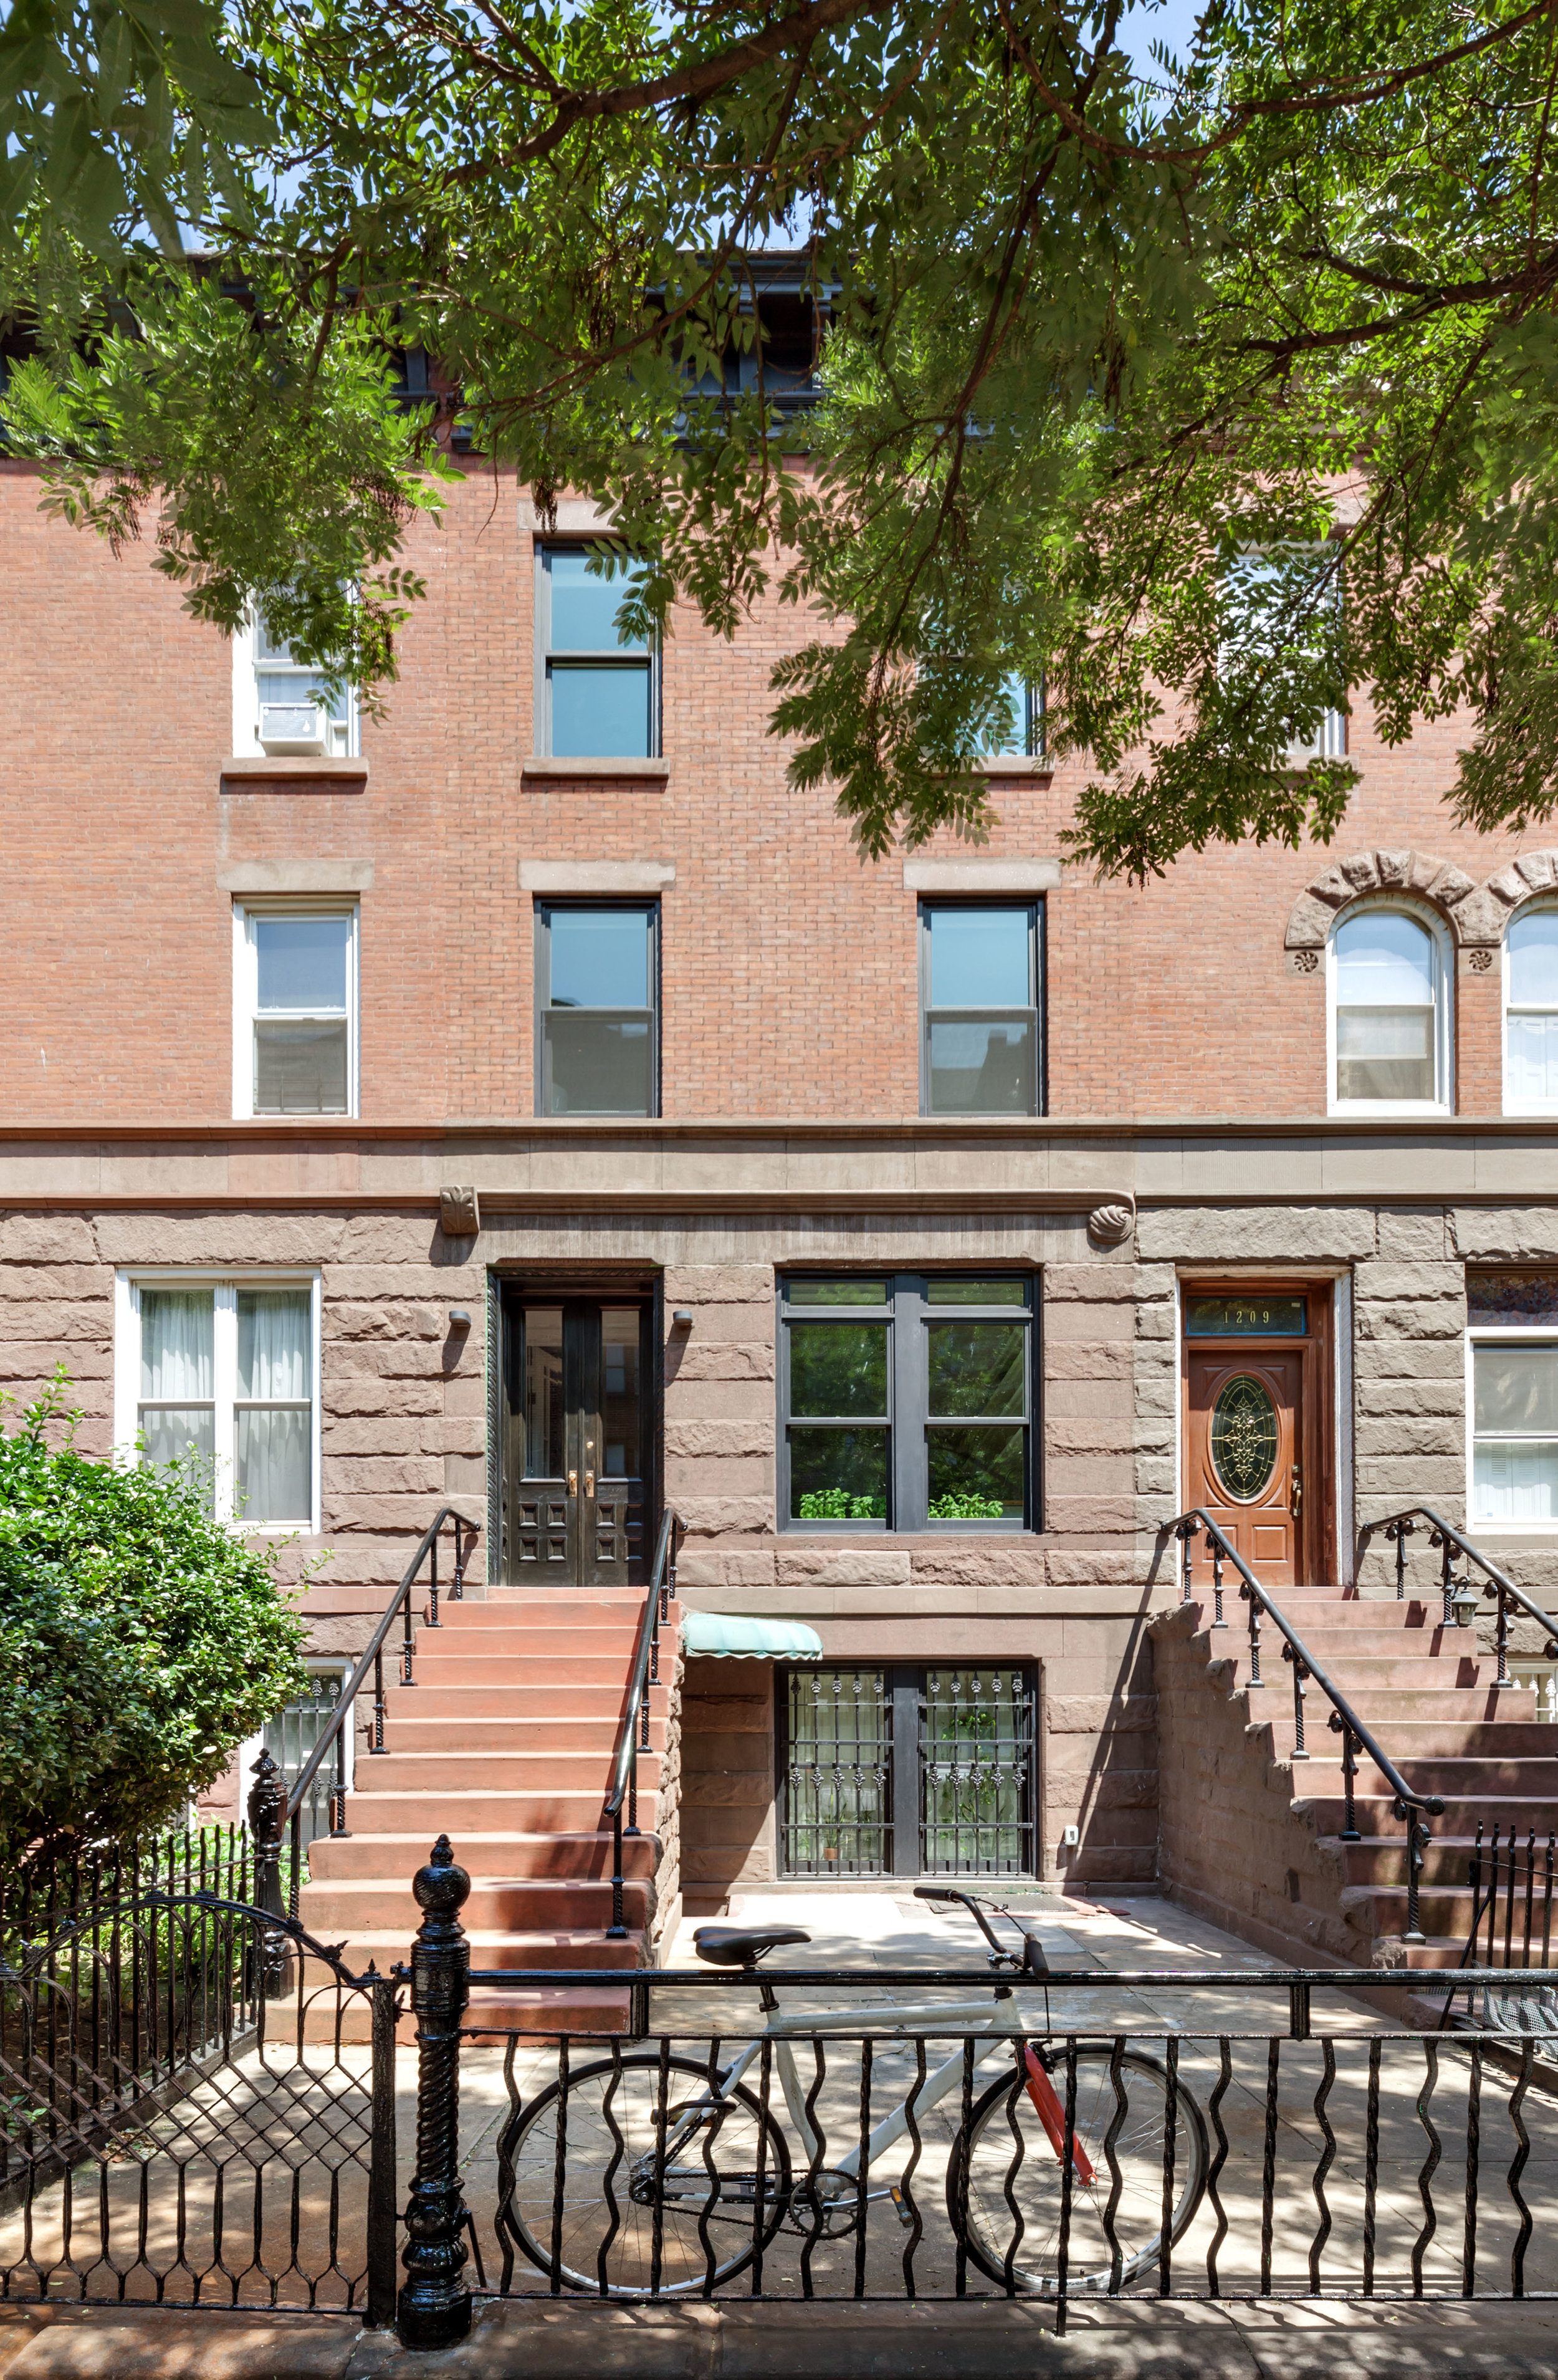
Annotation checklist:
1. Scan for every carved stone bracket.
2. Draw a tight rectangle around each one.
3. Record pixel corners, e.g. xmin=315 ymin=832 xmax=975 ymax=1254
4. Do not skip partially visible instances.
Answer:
xmin=439 ymin=1186 xmax=480 ymax=1237
xmin=1087 ymin=1201 xmax=1134 ymax=1249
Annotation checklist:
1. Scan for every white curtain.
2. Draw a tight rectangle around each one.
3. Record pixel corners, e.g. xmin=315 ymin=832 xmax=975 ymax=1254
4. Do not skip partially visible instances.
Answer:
xmin=239 ymin=1291 xmax=310 ymax=1399
xmin=140 ymin=1291 xmax=213 ymax=1399
xmin=237 ymin=1290 xmax=311 ymax=1522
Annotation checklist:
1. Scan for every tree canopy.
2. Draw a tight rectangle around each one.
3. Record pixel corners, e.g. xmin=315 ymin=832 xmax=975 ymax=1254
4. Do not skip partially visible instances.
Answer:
xmin=1 ymin=0 xmax=1554 ymax=875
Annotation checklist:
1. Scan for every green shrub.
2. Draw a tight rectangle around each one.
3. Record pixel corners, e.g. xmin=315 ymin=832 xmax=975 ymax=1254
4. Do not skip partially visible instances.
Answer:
xmin=0 ymin=1370 xmax=310 ymax=1883
xmin=926 ymin=1491 xmax=1005 ymax=1520
xmin=796 ymin=1489 xmax=887 ymax=1520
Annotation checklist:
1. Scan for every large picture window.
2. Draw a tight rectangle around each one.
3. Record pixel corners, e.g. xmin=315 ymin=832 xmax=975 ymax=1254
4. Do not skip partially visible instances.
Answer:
xmin=778 ymin=1274 xmax=1036 ymax=1532
xmin=115 ymin=1275 xmax=321 ymax=1531
xmin=1329 ymin=903 xmax=1451 ymax=1113
xmin=533 ymin=901 xmax=659 ymax=1115
xmin=919 ymin=903 xmax=1043 ymax=1115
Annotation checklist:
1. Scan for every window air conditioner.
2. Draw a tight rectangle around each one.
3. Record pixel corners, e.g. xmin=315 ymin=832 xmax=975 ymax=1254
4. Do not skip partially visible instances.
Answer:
xmin=259 ymin=703 xmax=327 ymax=754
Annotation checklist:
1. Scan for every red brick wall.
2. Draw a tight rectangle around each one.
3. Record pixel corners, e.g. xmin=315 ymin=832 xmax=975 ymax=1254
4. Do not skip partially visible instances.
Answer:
xmin=0 ymin=461 xmax=1537 ymax=1123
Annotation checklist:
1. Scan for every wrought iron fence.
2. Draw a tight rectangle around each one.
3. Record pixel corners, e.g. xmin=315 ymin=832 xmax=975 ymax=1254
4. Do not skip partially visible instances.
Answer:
xmin=0 ymin=1886 xmax=399 ymax=2319
xmin=1436 ymin=1823 xmax=1558 ymax=2038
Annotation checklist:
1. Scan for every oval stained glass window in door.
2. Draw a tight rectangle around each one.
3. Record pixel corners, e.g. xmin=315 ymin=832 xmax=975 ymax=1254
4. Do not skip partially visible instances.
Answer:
xmin=1210 ymin=1375 xmax=1279 ymax=1502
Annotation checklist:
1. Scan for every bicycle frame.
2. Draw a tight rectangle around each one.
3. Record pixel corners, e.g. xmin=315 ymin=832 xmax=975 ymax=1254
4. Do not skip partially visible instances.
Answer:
xmin=663 ymin=1993 xmax=1078 ymax=2193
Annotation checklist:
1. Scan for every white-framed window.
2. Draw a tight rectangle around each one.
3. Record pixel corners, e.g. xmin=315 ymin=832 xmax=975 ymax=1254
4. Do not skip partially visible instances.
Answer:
xmin=1504 ymin=903 xmax=1558 ymax=1115
xmin=232 ymin=901 xmax=358 ymax=1119
xmin=231 ymin=607 xmax=357 ymax=759
xmin=1327 ymin=900 xmax=1452 ymax=1114
xmin=1466 ymin=1270 xmax=1558 ymax=1534
xmin=1222 ymin=548 xmax=1347 ymax=764
xmin=113 ymin=1272 xmax=322 ymax=1533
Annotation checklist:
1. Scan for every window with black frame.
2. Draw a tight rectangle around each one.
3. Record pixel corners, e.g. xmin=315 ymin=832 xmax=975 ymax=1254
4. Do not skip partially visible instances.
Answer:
xmin=534 ymin=902 xmax=659 ymax=1116
xmin=778 ymin=1274 xmax=1036 ymax=1531
xmin=919 ymin=903 xmax=1042 ymax=1115
xmin=536 ymin=546 xmax=657 ymax=758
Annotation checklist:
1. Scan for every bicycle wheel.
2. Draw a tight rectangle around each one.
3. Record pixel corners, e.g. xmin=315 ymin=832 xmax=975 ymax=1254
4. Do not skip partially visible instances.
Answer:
xmin=949 ymin=2044 xmax=1208 ymax=2294
xmin=497 ymin=2050 xmax=792 ymax=2295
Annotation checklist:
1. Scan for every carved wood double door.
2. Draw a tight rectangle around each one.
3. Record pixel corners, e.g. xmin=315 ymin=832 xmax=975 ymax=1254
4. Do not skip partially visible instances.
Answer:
xmin=500 ymin=1292 xmax=652 ymax=1585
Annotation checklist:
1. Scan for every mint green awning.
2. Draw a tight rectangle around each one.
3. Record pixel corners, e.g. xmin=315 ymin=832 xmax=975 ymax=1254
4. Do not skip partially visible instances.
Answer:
xmin=681 ymin=1613 xmax=824 ymax=1660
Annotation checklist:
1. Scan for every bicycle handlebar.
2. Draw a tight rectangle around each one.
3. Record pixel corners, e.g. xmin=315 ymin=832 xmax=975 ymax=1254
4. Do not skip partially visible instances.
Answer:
xmin=912 ymin=1884 xmax=1051 ymax=1976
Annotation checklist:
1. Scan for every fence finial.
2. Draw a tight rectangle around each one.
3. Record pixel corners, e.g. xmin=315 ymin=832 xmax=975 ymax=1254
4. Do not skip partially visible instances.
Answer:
xmin=398 ymin=1837 xmax=474 ymax=2348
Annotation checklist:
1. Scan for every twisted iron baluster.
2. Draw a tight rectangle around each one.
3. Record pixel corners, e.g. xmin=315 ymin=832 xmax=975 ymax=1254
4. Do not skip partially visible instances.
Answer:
xmin=1508 ymin=2040 xmax=1533 ymax=2298
xmin=648 ymin=2037 xmax=670 ymax=2300
xmin=1210 ymin=1535 xmax=1226 ymax=1628
xmin=899 ymin=2040 xmax=927 ymax=2301
xmin=1244 ymin=1580 xmax=1264 ymax=1688
xmin=853 ymin=2040 xmax=872 ymax=2300
xmin=1462 ymin=2042 xmax=1481 ymax=2300
xmin=998 ymin=2055 xmax=1027 ymax=2297
xmin=749 ymin=2040 xmax=773 ymax=2298
xmin=1308 ymin=2040 xmax=1336 ymax=2294
xmin=1410 ymin=2040 xmax=1440 ymax=2299
xmin=697 ymin=2037 xmax=725 ymax=2300
xmin=596 ymin=2041 xmax=625 ymax=2298
xmin=798 ymin=2041 xmax=829 ymax=2300
xmin=1259 ymin=2040 xmax=1279 ymax=2296
xmin=1178 ymin=1515 xmax=1199 ymax=1604
xmin=1286 ymin=1643 xmax=1308 ymax=1758
xmin=1158 ymin=2039 xmax=1178 ymax=2299
xmin=1205 ymin=2040 xmax=1231 ymax=2299
xmin=1102 ymin=2037 xmax=1128 ymax=2296
xmin=493 ymin=2037 xmax=522 ymax=2296
xmin=547 ymin=2038 xmax=568 ymax=2296
xmin=1054 ymin=2042 xmax=1078 ymax=2338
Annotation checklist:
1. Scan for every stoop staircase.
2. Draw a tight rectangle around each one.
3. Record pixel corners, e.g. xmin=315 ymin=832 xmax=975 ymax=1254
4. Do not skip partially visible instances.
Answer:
xmin=296 ymin=1585 xmax=676 ymax=2035
xmin=1155 ymin=1526 xmax=1558 ymax=1997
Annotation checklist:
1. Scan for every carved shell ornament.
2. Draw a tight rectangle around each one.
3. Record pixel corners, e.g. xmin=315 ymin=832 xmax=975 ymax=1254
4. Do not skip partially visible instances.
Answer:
xmin=1087 ymin=1202 xmax=1134 ymax=1248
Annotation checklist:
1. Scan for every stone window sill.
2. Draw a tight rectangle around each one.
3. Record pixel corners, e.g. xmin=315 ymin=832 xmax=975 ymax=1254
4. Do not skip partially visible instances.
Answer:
xmin=978 ymin=756 xmax=1053 ymax=778
xmin=221 ymin=756 xmax=368 ymax=793
xmin=522 ymin=756 xmax=671 ymax=780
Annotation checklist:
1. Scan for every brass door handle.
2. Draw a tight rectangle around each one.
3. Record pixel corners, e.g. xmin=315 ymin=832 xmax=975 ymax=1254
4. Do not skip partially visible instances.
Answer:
xmin=568 ymin=1469 xmax=578 ymax=1495
xmin=585 ymin=1471 xmax=595 ymax=1498
xmin=1291 ymin=1459 xmax=1302 ymax=1519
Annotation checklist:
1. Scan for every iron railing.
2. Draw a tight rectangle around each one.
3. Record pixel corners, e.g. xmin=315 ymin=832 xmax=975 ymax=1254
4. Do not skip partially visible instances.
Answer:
xmin=603 ymin=1509 xmax=679 ymax=1941
xmin=247 ymin=1506 xmax=479 ymax=1927
xmin=1172 ymin=1509 xmax=1445 ymax=1942
xmin=1369 ymin=1504 xmax=1558 ymax=1679
xmin=1438 ymin=1823 xmax=1558 ymax=2037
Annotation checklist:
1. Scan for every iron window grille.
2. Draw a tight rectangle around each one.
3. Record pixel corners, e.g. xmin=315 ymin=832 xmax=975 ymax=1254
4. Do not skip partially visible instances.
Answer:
xmin=777 ymin=1661 xmax=1037 ymax=1879
xmin=533 ymin=901 xmax=660 ymax=1117
xmin=918 ymin=902 xmax=1043 ymax=1116
xmin=778 ymin=1274 xmax=1038 ymax=1532
xmin=535 ymin=545 xmax=659 ymax=759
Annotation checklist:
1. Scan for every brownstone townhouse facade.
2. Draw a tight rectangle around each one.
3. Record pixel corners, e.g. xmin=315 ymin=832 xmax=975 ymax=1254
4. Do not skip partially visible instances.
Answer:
xmin=6 ymin=453 xmax=1558 ymax=1969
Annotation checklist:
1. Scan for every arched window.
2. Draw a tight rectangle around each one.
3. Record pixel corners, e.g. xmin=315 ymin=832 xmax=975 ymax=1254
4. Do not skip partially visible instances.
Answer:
xmin=1504 ymin=905 xmax=1558 ymax=1114
xmin=1329 ymin=904 xmax=1451 ymax=1113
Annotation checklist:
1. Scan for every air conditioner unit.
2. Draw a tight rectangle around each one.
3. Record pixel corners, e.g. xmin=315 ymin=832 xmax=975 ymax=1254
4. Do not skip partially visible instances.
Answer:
xmin=259 ymin=703 xmax=327 ymax=755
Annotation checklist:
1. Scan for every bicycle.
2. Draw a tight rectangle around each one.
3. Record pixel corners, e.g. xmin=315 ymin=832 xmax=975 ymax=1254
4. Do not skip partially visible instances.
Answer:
xmin=495 ymin=1885 xmax=1209 ymax=2297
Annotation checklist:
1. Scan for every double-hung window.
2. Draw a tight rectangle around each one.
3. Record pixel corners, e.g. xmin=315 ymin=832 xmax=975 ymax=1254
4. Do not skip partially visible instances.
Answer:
xmin=234 ymin=607 xmax=356 ymax=758
xmin=1468 ymin=1271 xmax=1558 ymax=1532
xmin=1329 ymin=903 xmax=1451 ymax=1112
xmin=117 ymin=1275 xmax=321 ymax=1530
xmin=1505 ymin=906 xmax=1558 ymax=1114
xmin=779 ymin=1275 xmax=1036 ymax=1531
xmin=919 ymin=903 xmax=1042 ymax=1115
xmin=234 ymin=904 xmax=358 ymax=1117
xmin=536 ymin=547 xmax=658 ymax=758
xmin=535 ymin=901 xmax=659 ymax=1115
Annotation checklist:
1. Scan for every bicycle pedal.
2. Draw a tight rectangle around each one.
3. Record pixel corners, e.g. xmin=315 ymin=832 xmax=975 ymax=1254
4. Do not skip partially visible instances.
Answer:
xmin=889 ymin=2186 xmax=917 ymax=2229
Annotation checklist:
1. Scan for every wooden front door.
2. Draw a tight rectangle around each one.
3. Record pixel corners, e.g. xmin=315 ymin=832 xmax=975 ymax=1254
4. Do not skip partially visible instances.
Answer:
xmin=1186 ymin=1352 xmax=1304 ymax=1586
xmin=501 ymin=1295 xmax=651 ymax=1585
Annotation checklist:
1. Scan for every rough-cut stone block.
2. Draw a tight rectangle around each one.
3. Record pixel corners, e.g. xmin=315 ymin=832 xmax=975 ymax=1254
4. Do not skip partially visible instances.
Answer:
xmin=1040 ymin=1264 xmax=1143 ymax=1304
xmin=671 ymin=1343 xmax=775 ymax=1381
xmin=1354 ymin=1337 xmax=1465 ymax=1380
xmin=1284 ymin=893 xmax=1336 ymax=948
xmin=905 ymin=1546 xmax=1048 ymax=1587
xmin=774 ymin=1545 xmax=911 ymax=1587
xmin=676 ymin=1550 xmax=778 ymax=1590
xmin=1047 ymin=1692 xmax=1157 ymax=1732
xmin=326 ymin=1300 xmax=445 ymax=1342
xmin=1453 ymin=1209 xmax=1558 ymax=1260
xmin=664 ymin=1419 xmax=772 ymax=1459
xmin=1137 ymin=1208 xmax=1377 ymax=1262
xmin=664 ymin=1266 xmax=773 ymax=1303
xmin=1046 ymin=1342 xmax=1131 ymax=1381
xmin=1354 ymin=1262 xmax=1463 ymax=1302
xmin=1445 ymin=885 xmax=1506 ymax=944
xmin=93 ymin=1214 xmax=346 ymax=1265
xmin=1044 ymin=1553 xmax=1142 ymax=1586
xmin=1355 ymin=1377 xmax=1463 ymax=1419
xmin=333 ymin=1216 xmax=439 ymax=1265
xmin=1354 ymin=1416 xmax=1462 ymax=1458
xmin=676 ymin=1496 xmax=772 ymax=1537
xmin=0 ymin=1214 xmax=98 ymax=1264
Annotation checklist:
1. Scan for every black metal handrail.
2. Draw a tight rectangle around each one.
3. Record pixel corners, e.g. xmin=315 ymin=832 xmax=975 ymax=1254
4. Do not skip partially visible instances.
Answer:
xmin=1369 ymin=1503 xmax=1558 ymax=1681
xmin=603 ymin=1509 xmax=679 ymax=1941
xmin=1172 ymin=1508 xmax=1444 ymax=1944
xmin=248 ymin=1505 xmax=478 ymax=1924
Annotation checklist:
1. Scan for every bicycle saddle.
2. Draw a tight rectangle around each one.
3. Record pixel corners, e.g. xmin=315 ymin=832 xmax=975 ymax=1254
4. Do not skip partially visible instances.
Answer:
xmin=692 ymin=1924 xmax=810 ymax=1967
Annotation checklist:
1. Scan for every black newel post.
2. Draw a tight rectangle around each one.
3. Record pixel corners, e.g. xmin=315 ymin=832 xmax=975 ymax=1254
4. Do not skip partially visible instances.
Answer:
xmin=247 ymin=1749 xmax=290 ymax=1999
xmin=398 ymin=1836 xmax=473 ymax=2349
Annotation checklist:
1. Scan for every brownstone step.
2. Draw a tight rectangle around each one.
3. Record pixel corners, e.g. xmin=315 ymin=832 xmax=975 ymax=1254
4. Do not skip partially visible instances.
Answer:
xmin=307 ymin=1828 xmax=659 ymax=1881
